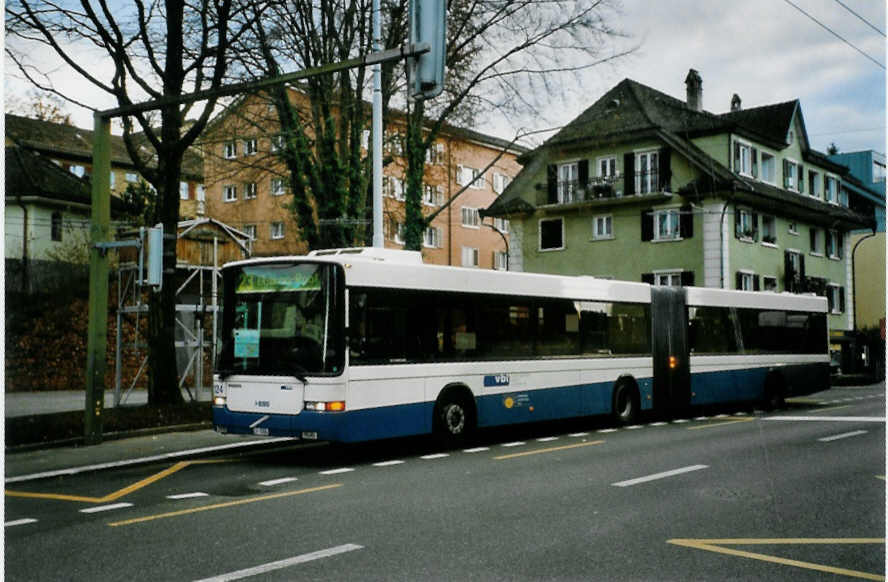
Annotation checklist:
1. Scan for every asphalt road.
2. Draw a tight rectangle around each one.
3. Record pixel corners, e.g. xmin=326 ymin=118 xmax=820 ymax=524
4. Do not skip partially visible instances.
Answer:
xmin=5 ymin=384 xmax=885 ymax=581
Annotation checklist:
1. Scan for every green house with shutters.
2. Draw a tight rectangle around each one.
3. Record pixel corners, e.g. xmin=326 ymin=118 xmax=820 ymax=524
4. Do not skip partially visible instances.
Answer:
xmin=483 ymin=70 xmax=875 ymax=333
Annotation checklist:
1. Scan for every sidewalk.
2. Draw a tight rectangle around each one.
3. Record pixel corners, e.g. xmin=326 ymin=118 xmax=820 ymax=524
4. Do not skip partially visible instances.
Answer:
xmin=5 ymin=388 xmax=212 ymax=418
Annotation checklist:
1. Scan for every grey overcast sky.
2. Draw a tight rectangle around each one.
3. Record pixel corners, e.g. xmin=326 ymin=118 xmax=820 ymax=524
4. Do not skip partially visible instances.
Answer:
xmin=5 ymin=0 xmax=885 ymax=156
xmin=484 ymin=0 xmax=886 ymax=155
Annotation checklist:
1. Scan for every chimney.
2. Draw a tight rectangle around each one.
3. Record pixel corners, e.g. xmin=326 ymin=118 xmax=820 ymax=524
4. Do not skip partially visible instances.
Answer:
xmin=731 ymin=93 xmax=742 ymax=112
xmin=685 ymin=69 xmax=703 ymax=112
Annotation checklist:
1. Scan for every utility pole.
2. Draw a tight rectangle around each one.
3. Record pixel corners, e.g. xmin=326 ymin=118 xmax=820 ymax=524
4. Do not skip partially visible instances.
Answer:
xmin=372 ymin=0 xmax=384 ymax=248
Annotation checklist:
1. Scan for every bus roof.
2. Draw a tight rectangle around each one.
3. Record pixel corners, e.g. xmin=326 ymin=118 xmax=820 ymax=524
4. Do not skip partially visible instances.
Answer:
xmin=225 ymin=248 xmax=828 ymax=313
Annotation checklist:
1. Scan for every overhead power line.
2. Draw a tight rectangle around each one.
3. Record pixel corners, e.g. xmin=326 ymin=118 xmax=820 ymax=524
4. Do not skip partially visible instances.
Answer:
xmin=834 ymin=0 xmax=886 ymax=37
xmin=782 ymin=0 xmax=885 ymax=70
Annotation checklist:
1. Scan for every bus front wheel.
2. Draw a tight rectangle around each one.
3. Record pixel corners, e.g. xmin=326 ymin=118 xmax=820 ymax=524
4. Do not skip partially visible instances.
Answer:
xmin=612 ymin=381 xmax=640 ymax=425
xmin=433 ymin=391 xmax=475 ymax=446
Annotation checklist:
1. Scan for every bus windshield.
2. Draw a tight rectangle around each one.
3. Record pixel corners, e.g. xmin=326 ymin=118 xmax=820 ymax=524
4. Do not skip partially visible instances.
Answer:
xmin=218 ymin=262 xmax=344 ymax=378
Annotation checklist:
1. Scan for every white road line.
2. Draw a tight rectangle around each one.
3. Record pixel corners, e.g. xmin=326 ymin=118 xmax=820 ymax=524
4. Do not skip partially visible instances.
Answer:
xmin=5 ymin=437 xmax=300 ymax=484
xmin=537 ymin=437 xmax=559 ymax=442
xmin=372 ymin=460 xmax=405 ymax=467
xmin=420 ymin=453 xmax=449 ymax=460
xmin=625 ymin=425 xmax=643 ymax=430
xmin=596 ymin=429 xmax=618 ymax=433
xmin=501 ymin=442 xmax=526 ymax=448
xmin=193 ymin=543 xmax=364 ymax=582
xmin=167 ymin=492 xmax=210 ymax=500
xmin=766 ymin=416 xmax=885 ymax=423
xmin=818 ymin=430 xmax=869 ymax=442
xmin=672 ymin=419 xmax=690 ymax=424
xmin=650 ymin=422 xmax=668 ymax=427
xmin=79 ymin=502 xmax=134 ymax=514
xmin=694 ymin=416 xmax=709 ymax=421
xmin=612 ymin=465 xmax=709 ymax=488
xmin=259 ymin=477 xmax=298 ymax=487
xmin=463 ymin=447 xmax=489 ymax=453
xmin=733 ymin=412 xmax=748 ymax=417
xmin=568 ymin=432 xmax=589 ymax=437
xmin=5 ymin=518 xmax=37 ymax=527
xmin=319 ymin=468 xmax=354 ymax=475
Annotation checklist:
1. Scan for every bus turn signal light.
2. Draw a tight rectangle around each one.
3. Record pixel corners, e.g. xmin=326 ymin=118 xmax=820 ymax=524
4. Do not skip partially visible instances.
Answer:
xmin=669 ymin=356 xmax=678 ymax=369
xmin=305 ymin=401 xmax=346 ymax=412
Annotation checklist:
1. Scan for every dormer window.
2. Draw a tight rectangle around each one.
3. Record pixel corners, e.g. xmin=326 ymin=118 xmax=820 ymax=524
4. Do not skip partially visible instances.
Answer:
xmin=733 ymin=141 xmax=758 ymax=178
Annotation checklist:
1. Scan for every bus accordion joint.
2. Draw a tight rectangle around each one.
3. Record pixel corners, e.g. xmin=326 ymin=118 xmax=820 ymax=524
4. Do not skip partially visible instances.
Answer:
xmin=305 ymin=401 xmax=346 ymax=412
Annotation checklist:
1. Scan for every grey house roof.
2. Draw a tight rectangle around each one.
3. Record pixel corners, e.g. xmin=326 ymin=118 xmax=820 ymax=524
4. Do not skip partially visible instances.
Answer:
xmin=484 ymin=77 xmax=873 ymax=231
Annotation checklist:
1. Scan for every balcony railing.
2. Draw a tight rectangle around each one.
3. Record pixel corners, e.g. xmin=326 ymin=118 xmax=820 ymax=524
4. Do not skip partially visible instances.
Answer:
xmin=544 ymin=172 xmax=664 ymax=205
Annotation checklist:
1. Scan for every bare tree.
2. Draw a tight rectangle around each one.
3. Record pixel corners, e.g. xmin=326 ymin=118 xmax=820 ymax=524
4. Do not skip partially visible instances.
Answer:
xmin=6 ymin=0 xmax=248 ymax=405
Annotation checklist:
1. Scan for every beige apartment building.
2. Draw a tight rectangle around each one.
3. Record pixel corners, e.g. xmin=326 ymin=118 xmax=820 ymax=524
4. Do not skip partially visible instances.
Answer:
xmin=201 ymin=90 xmax=525 ymax=268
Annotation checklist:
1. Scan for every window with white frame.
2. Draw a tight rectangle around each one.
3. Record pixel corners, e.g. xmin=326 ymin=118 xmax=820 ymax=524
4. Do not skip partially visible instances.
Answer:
xmin=493 ymin=251 xmax=508 ymax=271
xmin=423 ymin=184 xmax=444 ymax=206
xmin=734 ymin=142 xmax=755 ymax=176
xmin=387 ymin=218 xmax=405 ymax=244
xmin=223 ymin=184 xmax=237 ymax=202
xmin=761 ymin=214 xmax=776 ymax=245
xmin=593 ymin=215 xmax=613 ymax=240
xmin=461 ymin=246 xmax=480 ymax=268
xmin=423 ymin=226 xmax=442 ymax=248
xmin=597 ymin=156 xmax=617 ymax=179
xmin=827 ymin=284 xmax=844 ymax=313
xmin=760 ymin=152 xmax=776 ymax=183
xmin=109 ymin=171 xmax=116 ymax=190
xmin=738 ymin=209 xmax=755 ymax=240
xmin=493 ymin=217 xmax=510 ymax=233
xmin=196 ymin=184 xmax=206 ymax=201
xmin=426 ymin=143 xmax=445 ymax=165
xmin=457 ymin=165 xmax=483 ymax=189
xmin=826 ymin=230 xmax=842 ymax=259
xmin=271 ymin=178 xmax=286 ymax=196
xmin=788 ymin=221 xmax=799 ymax=235
xmin=654 ymin=208 xmax=680 ymax=240
xmin=126 ymin=172 xmax=139 ymax=183
xmin=784 ymin=160 xmax=800 ymax=191
xmin=243 ymin=224 xmax=257 ymax=240
xmin=244 ymin=182 xmax=258 ymax=200
xmin=738 ymin=271 xmax=755 ymax=291
xmin=223 ymin=141 xmax=237 ymax=159
xmin=558 ymin=162 xmax=579 ymax=203
xmin=763 ymin=276 xmax=778 ymax=292
xmin=825 ymin=176 xmax=838 ymax=203
xmin=383 ymin=176 xmax=404 ymax=200
xmin=271 ymin=134 xmax=285 ymax=153
xmin=654 ymin=271 xmax=682 ymax=287
xmin=179 ymin=181 xmax=189 ymax=200
xmin=539 ymin=218 xmax=564 ymax=251
xmin=810 ymin=227 xmax=822 ymax=254
xmin=493 ymin=173 xmax=511 ymax=195
xmin=69 ymin=164 xmax=86 ymax=178
xmin=461 ymin=207 xmax=480 ymax=228
xmin=808 ymin=170 xmax=821 ymax=198
xmin=243 ymin=138 xmax=258 ymax=156
xmin=636 ymin=151 xmax=659 ymax=194
xmin=270 ymin=222 xmax=285 ymax=240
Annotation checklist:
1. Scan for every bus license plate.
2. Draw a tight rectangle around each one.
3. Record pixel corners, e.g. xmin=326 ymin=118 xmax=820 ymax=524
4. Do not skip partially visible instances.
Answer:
xmin=252 ymin=427 xmax=269 ymax=436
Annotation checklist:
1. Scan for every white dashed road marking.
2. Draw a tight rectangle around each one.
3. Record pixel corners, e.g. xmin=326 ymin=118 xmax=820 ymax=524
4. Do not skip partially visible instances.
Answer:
xmin=420 ymin=453 xmax=449 ymax=460
xmin=463 ymin=447 xmax=489 ymax=453
xmin=612 ymin=465 xmax=709 ymax=487
xmin=193 ymin=543 xmax=364 ymax=582
xmin=319 ymin=468 xmax=355 ymax=475
xmin=259 ymin=477 xmax=298 ymax=487
xmin=80 ymin=502 xmax=134 ymax=514
xmin=167 ymin=492 xmax=210 ymax=500
xmin=372 ymin=460 xmax=405 ymax=467
xmin=818 ymin=430 xmax=869 ymax=442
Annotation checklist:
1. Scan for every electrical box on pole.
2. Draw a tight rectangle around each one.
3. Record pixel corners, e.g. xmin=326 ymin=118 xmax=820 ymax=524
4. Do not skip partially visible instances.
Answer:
xmin=408 ymin=0 xmax=446 ymax=100
xmin=145 ymin=223 xmax=164 ymax=289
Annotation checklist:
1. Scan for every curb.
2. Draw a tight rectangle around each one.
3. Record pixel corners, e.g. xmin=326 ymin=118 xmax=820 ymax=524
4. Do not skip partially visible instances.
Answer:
xmin=5 ymin=421 xmax=214 ymax=454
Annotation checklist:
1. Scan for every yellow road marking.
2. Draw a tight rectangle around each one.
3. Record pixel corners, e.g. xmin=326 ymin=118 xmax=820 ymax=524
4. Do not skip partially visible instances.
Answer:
xmin=669 ymin=538 xmax=885 ymax=581
xmin=5 ymin=460 xmax=224 ymax=504
xmin=108 ymin=483 xmax=343 ymax=527
xmin=687 ymin=418 xmax=754 ymax=430
xmin=494 ymin=440 xmax=604 ymax=460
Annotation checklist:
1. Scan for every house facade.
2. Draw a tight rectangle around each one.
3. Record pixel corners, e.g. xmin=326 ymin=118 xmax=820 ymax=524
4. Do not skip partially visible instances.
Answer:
xmin=200 ymin=90 xmax=523 ymax=268
xmin=5 ymin=113 xmax=206 ymax=220
xmin=828 ymin=150 xmax=886 ymax=333
xmin=484 ymin=70 xmax=874 ymax=334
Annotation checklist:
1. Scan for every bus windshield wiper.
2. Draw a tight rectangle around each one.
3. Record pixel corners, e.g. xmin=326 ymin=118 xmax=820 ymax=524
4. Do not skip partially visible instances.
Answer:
xmin=282 ymin=361 xmax=308 ymax=385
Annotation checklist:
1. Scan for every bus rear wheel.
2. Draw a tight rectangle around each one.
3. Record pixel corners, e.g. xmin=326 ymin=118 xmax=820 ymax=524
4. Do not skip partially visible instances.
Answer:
xmin=612 ymin=381 xmax=640 ymax=425
xmin=433 ymin=392 xmax=475 ymax=447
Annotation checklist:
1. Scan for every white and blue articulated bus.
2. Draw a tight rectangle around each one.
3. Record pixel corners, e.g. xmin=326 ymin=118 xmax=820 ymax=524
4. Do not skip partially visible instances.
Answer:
xmin=212 ymin=248 xmax=830 ymax=444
